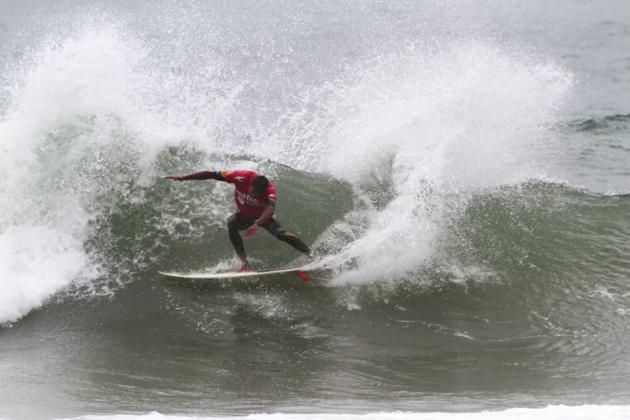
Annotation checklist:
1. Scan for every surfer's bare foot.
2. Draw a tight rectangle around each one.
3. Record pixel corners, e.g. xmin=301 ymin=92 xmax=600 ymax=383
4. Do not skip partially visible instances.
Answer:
xmin=237 ymin=264 xmax=253 ymax=272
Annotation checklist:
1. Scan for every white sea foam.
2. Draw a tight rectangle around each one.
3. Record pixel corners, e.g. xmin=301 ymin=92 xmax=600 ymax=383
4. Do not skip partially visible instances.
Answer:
xmin=60 ymin=405 xmax=630 ymax=420
xmin=0 ymin=22 xmax=254 ymax=323
xmin=0 ymin=27 xmax=140 ymax=324
xmin=0 ymin=224 xmax=98 ymax=323
xmin=290 ymin=43 xmax=574 ymax=285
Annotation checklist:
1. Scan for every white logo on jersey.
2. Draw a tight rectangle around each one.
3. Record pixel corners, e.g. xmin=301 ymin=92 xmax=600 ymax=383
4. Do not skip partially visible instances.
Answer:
xmin=236 ymin=190 xmax=262 ymax=206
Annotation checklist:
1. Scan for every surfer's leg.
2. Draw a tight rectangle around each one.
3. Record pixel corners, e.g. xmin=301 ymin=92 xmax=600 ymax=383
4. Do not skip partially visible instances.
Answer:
xmin=262 ymin=218 xmax=312 ymax=256
xmin=227 ymin=213 xmax=255 ymax=269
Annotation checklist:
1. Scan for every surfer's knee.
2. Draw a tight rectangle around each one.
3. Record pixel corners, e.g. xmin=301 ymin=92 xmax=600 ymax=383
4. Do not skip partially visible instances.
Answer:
xmin=227 ymin=214 xmax=238 ymax=231
xmin=277 ymin=229 xmax=297 ymax=241
xmin=278 ymin=230 xmax=311 ymax=255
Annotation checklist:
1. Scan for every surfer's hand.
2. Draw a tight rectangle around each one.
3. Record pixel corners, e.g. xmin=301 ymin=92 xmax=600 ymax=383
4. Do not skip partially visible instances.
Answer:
xmin=164 ymin=176 xmax=184 ymax=181
xmin=245 ymin=223 xmax=258 ymax=238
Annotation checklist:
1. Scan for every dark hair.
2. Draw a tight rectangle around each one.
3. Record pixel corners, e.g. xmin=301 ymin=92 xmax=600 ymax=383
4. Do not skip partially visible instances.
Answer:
xmin=252 ymin=175 xmax=269 ymax=195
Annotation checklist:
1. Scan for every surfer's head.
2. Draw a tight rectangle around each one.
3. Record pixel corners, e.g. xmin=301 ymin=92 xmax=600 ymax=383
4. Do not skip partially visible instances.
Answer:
xmin=251 ymin=175 xmax=269 ymax=195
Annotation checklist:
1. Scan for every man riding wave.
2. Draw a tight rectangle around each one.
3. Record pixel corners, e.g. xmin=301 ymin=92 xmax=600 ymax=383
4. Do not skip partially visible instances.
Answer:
xmin=165 ymin=169 xmax=314 ymax=271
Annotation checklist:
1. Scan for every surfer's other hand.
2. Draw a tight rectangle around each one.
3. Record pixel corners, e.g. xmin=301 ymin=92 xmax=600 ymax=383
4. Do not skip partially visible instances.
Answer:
xmin=245 ymin=223 xmax=258 ymax=238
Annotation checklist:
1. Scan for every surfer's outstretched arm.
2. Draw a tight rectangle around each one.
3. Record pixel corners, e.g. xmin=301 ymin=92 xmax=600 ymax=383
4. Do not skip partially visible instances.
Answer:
xmin=164 ymin=170 xmax=227 ymax=181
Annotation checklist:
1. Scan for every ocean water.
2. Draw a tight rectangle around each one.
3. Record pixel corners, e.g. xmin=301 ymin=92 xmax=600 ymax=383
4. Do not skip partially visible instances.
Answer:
xmin=1 ymin=1 xmax=630 ymax=419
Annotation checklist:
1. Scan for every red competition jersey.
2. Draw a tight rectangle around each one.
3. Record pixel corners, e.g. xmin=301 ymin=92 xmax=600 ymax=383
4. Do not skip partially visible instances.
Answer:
xmin=221 ymin=170 xmax=276 ymax=218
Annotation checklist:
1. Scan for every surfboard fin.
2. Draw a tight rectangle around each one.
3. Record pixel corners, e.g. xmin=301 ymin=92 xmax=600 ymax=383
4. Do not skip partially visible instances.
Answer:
xmin=296 ymin=271 xmax=311 ymax=282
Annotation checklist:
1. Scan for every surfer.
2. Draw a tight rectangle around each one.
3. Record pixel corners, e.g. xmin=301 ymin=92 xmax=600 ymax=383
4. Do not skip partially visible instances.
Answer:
xmin=165 ymin=170 xmax=314 ymax=271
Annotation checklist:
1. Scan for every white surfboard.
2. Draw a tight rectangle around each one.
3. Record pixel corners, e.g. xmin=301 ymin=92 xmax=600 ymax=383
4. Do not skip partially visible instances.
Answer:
xmin=159 ymin=265 xmax=313 ymax=281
